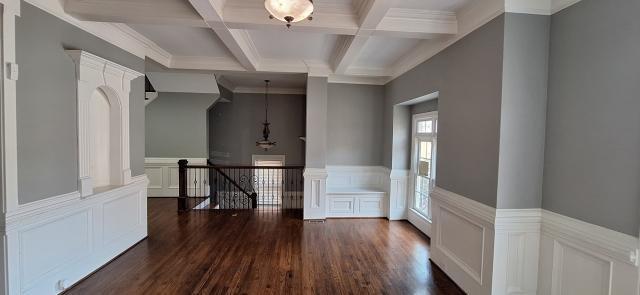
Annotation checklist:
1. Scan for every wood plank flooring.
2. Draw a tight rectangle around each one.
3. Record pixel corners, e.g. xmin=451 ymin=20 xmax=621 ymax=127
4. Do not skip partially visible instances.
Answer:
xmin=66 ymin=198 xmax=464 ymax=294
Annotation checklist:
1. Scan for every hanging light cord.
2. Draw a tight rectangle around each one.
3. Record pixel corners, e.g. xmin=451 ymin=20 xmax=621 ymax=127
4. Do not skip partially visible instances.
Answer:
xmin=264 ymin=80 xmax=270 ymax=123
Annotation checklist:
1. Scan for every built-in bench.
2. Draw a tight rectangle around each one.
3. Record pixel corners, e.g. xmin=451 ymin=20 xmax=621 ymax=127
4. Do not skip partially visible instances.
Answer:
xmin=326 ymin=188 xmax=386 ymax=218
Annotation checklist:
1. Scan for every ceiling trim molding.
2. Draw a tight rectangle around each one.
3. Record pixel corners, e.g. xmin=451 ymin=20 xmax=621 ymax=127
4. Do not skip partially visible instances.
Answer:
xmin=505 ymin=0 xmax=583 ymax=15
xmin=113 ymin=24 xmax=172 ymax=67
xmin=388 ymin=0 xmax=504 ymax=82
xmin=25 ymin=0 xmax=163 ymax=61
xmin=233 ymin=87 xmax=306 ymax=95
xmin=170 ymin=56 xmax=246 ymax=72
xmin=328 ymin=74 xmax=388 ymax=86
xmin=63 ymin=0 xmax=207 ymax=27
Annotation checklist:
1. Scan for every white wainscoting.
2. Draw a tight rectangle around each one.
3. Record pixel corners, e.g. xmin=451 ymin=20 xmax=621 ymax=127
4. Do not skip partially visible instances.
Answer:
xmin=537 ymin=210 xmax=639 ymax=295
xmin=387 ymin=169 xmax=410 ymax=220
xmin=325 ymin=166 xmax=388 ymax=218
xmin=4 ymin=176 xmax=148 ymax=295
xmin=492 ymin=209 xmax=542 ymax=295
xmin=303 ymin=168 xmax=328 ymax=220
xmin=430 ymin=187 xmax=496 ymax=295
xmin=144 ymin=158 xmax=207 ymax=197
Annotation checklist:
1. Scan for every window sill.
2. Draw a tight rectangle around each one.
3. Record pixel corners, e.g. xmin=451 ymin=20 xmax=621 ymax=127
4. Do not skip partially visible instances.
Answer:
xmin=409 ymin=208 xmax=432 ymax=223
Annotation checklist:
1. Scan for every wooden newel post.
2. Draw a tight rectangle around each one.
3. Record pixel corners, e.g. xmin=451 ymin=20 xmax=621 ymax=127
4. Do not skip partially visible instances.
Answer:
xmin=178 ymin=159 xmax=188 ymax=212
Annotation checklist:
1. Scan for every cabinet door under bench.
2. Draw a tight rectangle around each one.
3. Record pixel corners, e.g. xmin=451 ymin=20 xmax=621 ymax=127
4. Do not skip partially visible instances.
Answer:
xmin=326 ymin=189 xmax=386 ymax=218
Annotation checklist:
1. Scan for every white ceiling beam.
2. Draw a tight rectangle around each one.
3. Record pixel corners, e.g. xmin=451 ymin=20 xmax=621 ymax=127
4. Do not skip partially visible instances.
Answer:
xmin=188 ymin=0 xmax=259 ymax=71
xmin=222 ymin=7 xmax=359 ymax=35
xmin=64 ymin=0 xmax=207 ymax=27
xmin=331 ymin=0 xmax=396 ymax=74
xmin=375 ymin=9 xmax=458 ymax=39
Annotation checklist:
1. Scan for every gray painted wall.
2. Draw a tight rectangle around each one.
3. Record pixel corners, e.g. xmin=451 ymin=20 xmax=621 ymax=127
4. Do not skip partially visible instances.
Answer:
xmin=208 ymin=93 xmax=306 ymax=165
xmin=16 ymin=2 xmax=145 ymax=204
xmin=306 ymin=77 xmax=328 ymax=168
xmin=384 ymin=15 xmax=505 ymax=207
xmin=327 ymin=83 xmax=384 ymax=166
xmin=146 ymin=93 xmax=216 ymax=158
xmin=496 ymin=13 xmax=550 ymax=209
xmin=543 ymin=0 xmax=640 ymax=236
xmin=410 ymin=99 xmax=438 ymax=115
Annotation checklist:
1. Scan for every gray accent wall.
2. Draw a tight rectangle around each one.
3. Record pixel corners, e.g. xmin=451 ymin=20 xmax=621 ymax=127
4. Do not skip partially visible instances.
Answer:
xmin=208 ymin=93 xmax=306 ymax=165
xmin=384 ymin=15 xmax=505 ymax=207
xmin=327 ymin=83 xmax=384 ymax=166
xmin=496 ymin=13 xmax=550 ymax=209
xmin=146 ymin=93 xmax=216 ymax=158
xmin=410 ymin=99 xmax=438 ymax=115
xmin=306 ymin=77 xmax=328 ymax=168
xmin=543 ymin=0 xmax=640 ymax=236
xmin=16 ymin=2 xmax=145 ymax=204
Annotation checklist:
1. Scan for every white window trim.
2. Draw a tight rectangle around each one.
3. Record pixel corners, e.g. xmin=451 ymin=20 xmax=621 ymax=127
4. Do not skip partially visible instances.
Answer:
xmin=252 ymin=154 xmax=286 ymax=165
xmin=67 ymin=50 xmax=143 ymax=197
xmin=410 ymin=111 xmax=438 ymax=220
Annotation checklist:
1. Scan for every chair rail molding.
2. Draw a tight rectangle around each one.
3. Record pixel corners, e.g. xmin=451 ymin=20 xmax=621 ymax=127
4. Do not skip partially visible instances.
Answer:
xmin=303 ymin=168 xmax=328 ymax=220
xmin=67 ymin=50 xmax=143 ymax=197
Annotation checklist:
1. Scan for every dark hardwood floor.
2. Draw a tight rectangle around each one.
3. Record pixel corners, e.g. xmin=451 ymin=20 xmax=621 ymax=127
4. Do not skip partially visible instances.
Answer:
xmin=66 ymin=198 xmax=464 ymax=294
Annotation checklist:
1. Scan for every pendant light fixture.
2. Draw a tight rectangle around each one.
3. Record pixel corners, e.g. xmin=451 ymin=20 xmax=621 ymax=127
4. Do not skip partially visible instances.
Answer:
xmin=265 ymin=0 xmax=314 ymax=28
xmin=256 ymin=80 xmax=276 ymax=150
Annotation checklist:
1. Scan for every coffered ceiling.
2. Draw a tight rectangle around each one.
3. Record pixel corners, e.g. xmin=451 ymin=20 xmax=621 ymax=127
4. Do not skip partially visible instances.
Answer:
xmin=62 ymin=0 xmax=509 ymax=84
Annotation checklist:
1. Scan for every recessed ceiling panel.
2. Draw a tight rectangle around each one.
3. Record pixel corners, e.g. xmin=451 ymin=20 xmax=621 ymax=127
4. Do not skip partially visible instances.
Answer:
xmin=130 ymin=24 xmax=234 ymax=57
xmin=352 ymin=36 xmax=422 ymax=70
xmin=395 ymin=0 xmax=471 ymax=12
xmin=248 ymin=30 xmax=338 ymax=61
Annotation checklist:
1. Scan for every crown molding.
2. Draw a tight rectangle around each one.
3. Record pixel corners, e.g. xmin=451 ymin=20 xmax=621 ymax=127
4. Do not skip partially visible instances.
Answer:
xmin=170 ymin=56 xmax=245 ymax=71
xmin=112 ymin=24 xmax=172 ymax=67
xmin=505 ymin=0 xmax=582 ymax=15
xmin=328 ymin=74 xmax=388 ymax=86
xmin=25 ymin=0 xmax=168 ymax=62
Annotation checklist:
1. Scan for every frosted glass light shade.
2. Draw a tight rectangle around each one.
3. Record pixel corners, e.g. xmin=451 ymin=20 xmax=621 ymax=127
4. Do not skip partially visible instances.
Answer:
xmin=265 ymin=0 xmax=314 ymax=24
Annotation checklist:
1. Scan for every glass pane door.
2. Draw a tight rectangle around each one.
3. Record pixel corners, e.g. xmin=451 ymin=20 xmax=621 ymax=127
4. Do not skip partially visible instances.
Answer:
xmin=414 ymin=139 xmax=434 ymax=217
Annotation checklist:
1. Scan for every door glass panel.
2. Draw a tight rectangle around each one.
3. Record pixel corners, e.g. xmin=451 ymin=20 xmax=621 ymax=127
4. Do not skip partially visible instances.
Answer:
xmin=414 ymin=139 xmax=433 ymax=217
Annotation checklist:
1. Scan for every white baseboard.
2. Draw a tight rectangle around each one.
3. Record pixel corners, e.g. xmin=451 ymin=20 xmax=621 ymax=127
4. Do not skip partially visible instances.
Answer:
xmin=144 ymin=157 xmax=207 ymax=197
xmin=4 ymin=177 xmax=149 ymax=295
xmin=430 ymin=187 xmax=496 ymax=295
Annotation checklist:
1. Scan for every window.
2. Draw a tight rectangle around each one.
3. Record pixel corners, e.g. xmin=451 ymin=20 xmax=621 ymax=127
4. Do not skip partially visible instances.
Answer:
xmin=411 ymin=112 xmax=437 ymax=219
xmin=252 ymin=155 xmax=285 ymax=206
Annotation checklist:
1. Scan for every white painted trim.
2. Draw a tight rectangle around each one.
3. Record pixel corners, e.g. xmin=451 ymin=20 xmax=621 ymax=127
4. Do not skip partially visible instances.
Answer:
xmin=4 ymin=178 xmax=148 ymax=295
xmin=303 ymin=168 xmax=328 ymax=220
xmin=493 ymin=209 xmax=542 ymax=295
xmin=252 ymin=154 xmax=286 ymax=165
xmin=67 ymin=50 xmax=143 ymax=197
xmin=541 ymin=209 xmax=638 ymax=265
xmin=431 ymin=187 xmax=495 ymax=224
xmin=1 ymin=0 xmax=20 ymax=216
xmin=24 ymin=0 xmax=170 ymax=65
xmin=387 ymin=168 xmax=410 ymax=220
xmin=430 ymin=186 xmax=495 ymax=295
xmin=538 ymin=209 xmax=639 ymax=295
xmin=505 ymin=0 xmax=583 ymax=15
xmin=328 ymin=74 xmax=388 ymax=85
xmin=145 ymin=158 xmax=207 ymax=197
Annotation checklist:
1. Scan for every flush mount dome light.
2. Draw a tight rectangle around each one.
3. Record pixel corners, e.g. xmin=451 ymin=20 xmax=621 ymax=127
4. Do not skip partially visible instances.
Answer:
xmin=265 ymin=0 xmax=314 ymax=28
